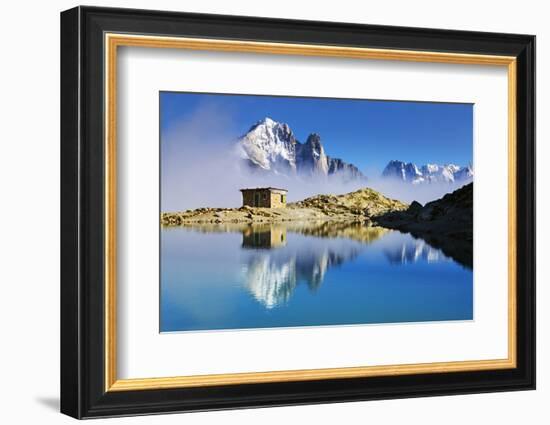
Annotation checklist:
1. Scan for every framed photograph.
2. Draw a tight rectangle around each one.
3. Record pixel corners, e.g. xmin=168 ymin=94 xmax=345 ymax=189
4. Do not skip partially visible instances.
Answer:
xmin=60 ymin=6 xmax=535 ymax=419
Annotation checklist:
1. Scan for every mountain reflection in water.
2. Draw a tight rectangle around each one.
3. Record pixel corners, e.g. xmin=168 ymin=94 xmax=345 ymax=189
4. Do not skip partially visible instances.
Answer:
xmin=173 ymin=222 xmax=459 ymax=309
xmin=160 ymin=221 xmax=473 ymax=331
xmin=383 ymin=238 xmax=450 ymax=265
xmin=242 ymin=242 xmax=361 ymax=308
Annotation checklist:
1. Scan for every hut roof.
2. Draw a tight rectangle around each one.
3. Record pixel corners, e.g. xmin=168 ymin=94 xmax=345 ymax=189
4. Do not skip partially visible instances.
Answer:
xmin=239 ymin=187 xmax=288 ymax=192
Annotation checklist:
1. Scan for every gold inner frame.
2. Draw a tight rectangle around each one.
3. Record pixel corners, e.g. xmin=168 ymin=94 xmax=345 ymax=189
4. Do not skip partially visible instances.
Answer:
xmin=104 ymin=33 xmax=517 ymax=392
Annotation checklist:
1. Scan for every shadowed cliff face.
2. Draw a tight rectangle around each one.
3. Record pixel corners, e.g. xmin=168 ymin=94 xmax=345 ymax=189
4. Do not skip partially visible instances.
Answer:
xmin=373 ymin=183 xmax=473 ymax=268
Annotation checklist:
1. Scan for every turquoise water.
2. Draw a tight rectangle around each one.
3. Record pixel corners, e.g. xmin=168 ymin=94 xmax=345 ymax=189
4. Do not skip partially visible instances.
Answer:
xmin=160 ymin=222 xmax=472 ymax=332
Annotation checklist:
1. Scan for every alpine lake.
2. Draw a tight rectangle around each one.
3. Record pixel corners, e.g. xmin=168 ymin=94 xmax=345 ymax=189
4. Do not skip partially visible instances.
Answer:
xmin=160 ymin=221 xmax=473 ymax=332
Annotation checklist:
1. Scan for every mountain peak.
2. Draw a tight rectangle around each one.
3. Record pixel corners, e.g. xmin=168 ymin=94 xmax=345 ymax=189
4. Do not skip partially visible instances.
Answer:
xmin=306 ymin=132 xmax=321 ymax=141
xmin=296 ymin=133 xmax=328 ymax=175
xmin=259 ymin=116 xmax=276 ymax=126
xmin=248 ymin=117 xmax=284 ymax=132
xmin=237 ymin=120 xmax=365 ymax=181
xmin=239 ymin=117 xmax=297 ymax=173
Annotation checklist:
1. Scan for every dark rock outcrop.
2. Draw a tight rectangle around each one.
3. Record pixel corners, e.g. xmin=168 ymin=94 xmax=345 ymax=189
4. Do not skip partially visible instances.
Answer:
xmin=374 ymin=183 xmax=473 ymax=268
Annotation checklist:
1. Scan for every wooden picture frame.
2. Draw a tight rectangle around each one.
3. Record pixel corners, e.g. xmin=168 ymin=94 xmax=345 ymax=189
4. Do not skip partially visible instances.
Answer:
xmin=61 ymin=5 xmax=535 ymax=419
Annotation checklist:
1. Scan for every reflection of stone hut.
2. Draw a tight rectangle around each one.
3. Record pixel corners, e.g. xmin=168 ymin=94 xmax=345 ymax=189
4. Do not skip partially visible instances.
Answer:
xmin=242 ymin=225 xmax=287 ymax=249
xmin=240 ymin=187 xmax=287 ymax=208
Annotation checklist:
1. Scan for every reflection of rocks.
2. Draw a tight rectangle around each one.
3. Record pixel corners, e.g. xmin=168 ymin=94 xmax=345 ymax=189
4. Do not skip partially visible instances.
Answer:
xmin=384 ymin=237 xmax=447 ymax=265
xmin=242 ymin=225 xmax=287 ymax=249
xmin=374 ymin=183 xmax=473 ymax=269
xmin=291 ymin=221 xmax=389 ymax=244
xmin=179 ymin=220 xmax=388 ymax=246
xmin=243 ymin=246 xmax=360 ymax=309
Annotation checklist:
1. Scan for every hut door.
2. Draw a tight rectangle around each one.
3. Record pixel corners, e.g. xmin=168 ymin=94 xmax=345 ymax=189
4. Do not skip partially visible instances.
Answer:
xmin=254 ymin=193 xmax=260 ymax=207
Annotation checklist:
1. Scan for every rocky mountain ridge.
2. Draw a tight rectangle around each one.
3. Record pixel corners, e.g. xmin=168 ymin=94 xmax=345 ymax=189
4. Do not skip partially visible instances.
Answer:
xmin=382 ymin=159 xmax=473 ymax=184
xmin=238 ymin=117 xmax=365 ymax=181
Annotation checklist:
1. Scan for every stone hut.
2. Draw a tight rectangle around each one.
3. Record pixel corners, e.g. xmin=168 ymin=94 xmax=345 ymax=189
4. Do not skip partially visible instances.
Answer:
xmin=240 ymin=187 xmax=287 ymax=208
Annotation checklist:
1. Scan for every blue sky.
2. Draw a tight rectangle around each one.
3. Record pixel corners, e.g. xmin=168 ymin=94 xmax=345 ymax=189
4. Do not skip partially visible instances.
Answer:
xmin=160 ymin=91 xmax=473 ymax=173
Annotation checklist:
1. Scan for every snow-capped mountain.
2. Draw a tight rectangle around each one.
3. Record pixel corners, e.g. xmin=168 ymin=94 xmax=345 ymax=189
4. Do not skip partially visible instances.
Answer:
xmin=236 ymin=119 xmax=470 ymax=185
xmin=238 ymin=117 xmax=365 ymax=181
xmin=238 ymin=117 xmax=298 ymax=174
xmin=382 ymin=160 xmax=473 ymax=184
xmin=453 ymin=165 xmax=474 ymax=181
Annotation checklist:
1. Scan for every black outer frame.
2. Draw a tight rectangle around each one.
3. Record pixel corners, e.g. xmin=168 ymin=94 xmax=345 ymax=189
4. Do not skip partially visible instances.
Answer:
xmin=60 ymin=5 xmax=536 ymax=419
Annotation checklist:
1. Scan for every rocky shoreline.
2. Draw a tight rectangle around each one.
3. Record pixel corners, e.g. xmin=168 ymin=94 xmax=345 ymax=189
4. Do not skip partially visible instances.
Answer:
xmin=161 ymin=184 xmax=474 ymax=268
xmin=161 ymin=187 xmax=408 ymax=227
xmin=373 ymin=183 xmax=473 ymax=268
